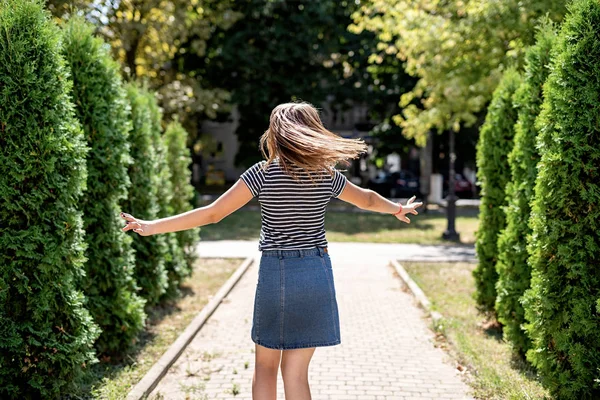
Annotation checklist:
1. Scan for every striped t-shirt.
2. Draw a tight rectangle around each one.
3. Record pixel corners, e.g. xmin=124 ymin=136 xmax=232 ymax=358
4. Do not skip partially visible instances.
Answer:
xmin=240 ymin=158 xmax=348 ymax=251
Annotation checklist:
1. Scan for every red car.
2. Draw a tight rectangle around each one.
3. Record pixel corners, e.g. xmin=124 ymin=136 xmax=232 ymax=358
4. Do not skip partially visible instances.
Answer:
xmin=454 ymin=174 xmax=475 ymax=198
xmin=443 ymin=174 xmax=475 ymax=199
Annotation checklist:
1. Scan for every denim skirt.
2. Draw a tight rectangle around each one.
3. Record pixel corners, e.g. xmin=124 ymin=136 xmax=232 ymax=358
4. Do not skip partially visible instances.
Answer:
xmin=251 ymin=246 xmax=341 ymax=350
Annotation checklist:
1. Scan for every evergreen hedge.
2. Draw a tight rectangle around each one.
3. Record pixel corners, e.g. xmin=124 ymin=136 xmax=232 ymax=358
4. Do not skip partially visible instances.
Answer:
xmin=61 ymin=17 xmax=146 ymax=355
xmin=122 ymin=82 xmax=169 ymax=305
xmin=0 ymin=1 xmax=99 ymax=397
xmin=163 ymin=119 xmax=200 ymax=270
xmin=146 ymin=91 xmax=189 ymax=297
xmin=473 ymin=67 xmax=522 ymax=313
xmin=522 ymin=0 xmax=600 ymax=397
xmin=494 ymin=23 xmax=556 ymax=358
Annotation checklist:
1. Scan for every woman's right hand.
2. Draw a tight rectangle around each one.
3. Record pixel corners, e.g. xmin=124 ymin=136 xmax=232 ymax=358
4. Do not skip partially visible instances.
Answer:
xmin=394 ymin=196 xmax=423 ymax=224
xmin=120 ymin=212 xmax=156 ymax=236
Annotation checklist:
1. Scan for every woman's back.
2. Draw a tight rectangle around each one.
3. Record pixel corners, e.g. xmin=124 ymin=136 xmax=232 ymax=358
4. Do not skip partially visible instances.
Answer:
xmin=241 ymin=157 xmax=347 ymax=251
xmin=120 ymin=101 xmax=422 ymax=399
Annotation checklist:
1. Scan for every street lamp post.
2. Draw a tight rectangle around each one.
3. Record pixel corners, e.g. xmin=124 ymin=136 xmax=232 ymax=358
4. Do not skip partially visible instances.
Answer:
xmin=443 ymin=130 xmax=460 ymax=241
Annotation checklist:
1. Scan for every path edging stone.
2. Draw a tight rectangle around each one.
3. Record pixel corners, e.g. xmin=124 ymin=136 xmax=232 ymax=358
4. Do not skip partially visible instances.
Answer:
xmin=390 ymin=259 xmax=443 ymax=325
xmin=127 ymin=256 xmax=255 ymax=400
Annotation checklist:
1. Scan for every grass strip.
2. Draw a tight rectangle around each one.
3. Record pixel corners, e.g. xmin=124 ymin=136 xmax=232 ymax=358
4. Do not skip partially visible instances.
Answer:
xmin=202 ymin=209 xmax=478 ymax=245
xmin=402 ymin=262 xmax=549 ymax=400
xmin=70 ymin=258 xmax=240 ymax=399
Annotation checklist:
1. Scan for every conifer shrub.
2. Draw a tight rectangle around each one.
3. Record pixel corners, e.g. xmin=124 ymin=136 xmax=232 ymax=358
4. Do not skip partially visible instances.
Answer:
xmin=61 ymin=17 xmax=146 ymax=355
xmin=163 ymin=119 xmax=200 ymax=270
xmin=494 ymin=23 xmax=556 ymax=358
xmin=522 ymin=0 xmax=600 ymax=397
xmin=146 ymin=91 xmax=189 ymax=297
xmin=0 ymin=1 xmax=99 ymax=397
xmin=473 ymin=67 xmax=522 ymax=313
xmin=121 ymin=82 xmax=169 ymax=305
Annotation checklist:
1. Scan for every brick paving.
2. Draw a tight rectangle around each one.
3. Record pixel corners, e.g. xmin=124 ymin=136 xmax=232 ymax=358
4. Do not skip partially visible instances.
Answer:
xmin=149 ymin=245 xmax=474 ymax=399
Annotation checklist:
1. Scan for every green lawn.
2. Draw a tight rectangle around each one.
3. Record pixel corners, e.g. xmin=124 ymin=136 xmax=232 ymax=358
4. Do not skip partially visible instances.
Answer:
xmin=402 ymin=262 xmax=549 ymax=400
xmin=71 ymin=258 xmax=240 ymax=399
xmin=200 ymin=208 xmax=478 ymax=245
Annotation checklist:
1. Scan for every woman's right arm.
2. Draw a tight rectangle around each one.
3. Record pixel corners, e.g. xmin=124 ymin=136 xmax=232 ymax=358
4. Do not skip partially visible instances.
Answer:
xmin=121 ymin=178 xmax=254 ymax=236
xmin=337 ymin=181 xmax=422 ymax=223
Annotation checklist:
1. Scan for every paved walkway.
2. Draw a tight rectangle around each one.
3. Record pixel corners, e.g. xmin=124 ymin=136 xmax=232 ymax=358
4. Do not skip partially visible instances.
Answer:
xmin=149 ymin=243 xmax=475 ymax=399
xmin=194 ymin=241 xmax=476 ymax=263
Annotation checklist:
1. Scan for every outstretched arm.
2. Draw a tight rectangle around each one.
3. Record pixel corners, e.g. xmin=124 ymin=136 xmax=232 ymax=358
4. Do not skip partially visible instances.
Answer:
xmin=337 ymin=180 xmax=422 ymax=223
xmin=121 ymin=179 xmax=253 ymax=236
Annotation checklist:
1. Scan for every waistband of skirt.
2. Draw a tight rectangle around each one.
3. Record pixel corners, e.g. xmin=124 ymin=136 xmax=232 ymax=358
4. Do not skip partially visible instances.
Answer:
xmin=261 ymin=246 xmax=328 ymax=258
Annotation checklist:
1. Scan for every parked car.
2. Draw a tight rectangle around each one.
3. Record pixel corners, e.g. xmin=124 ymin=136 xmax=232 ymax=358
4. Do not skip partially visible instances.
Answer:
xmin=455 ymin=174 xmax=475 ymax=198
xmin=443 ymin=173 xmax=475 ymax=198
xmin=367 ymin=170 xmax=421 ymax=199
xmin=367 ymin=171 xmax=391 ymax=196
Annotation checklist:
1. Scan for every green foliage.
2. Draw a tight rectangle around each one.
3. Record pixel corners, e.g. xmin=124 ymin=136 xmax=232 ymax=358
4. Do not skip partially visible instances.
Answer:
xmin=522 ymin=0 xmax=600 ymax=397
xmin=495 ymin=22 xmax=556 ymax=358
xmin=164 ymin=119 xmax=200 ymax=271
xmin=473 ymin=67 xmax=521 ymax=313
xmin=122 ymin=82 xmax=169 ymax=305
xmin=47 ymin=0 xmax=242 ymax=135
xmin=197 ymin=0 xmax=407 ymax=166
xmin=0 ymin=1 xmax=100 ymax=397
xmin=61 ymin=17 xmax=147 ymax=355
xmin=146 ymin=91 xmax=189 ymax=297
xmin=350 ymin=0 xmax=566 ymax=144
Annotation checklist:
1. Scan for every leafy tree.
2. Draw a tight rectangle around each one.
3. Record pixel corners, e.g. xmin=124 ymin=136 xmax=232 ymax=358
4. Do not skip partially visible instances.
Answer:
xmin=146 ymin=91 xmax=189 ymax=296
xmin=522 ymin=0 xmax=600 ymax=396
xmin=47 ymin=0 xmax=242 ymax=133
xmin=122 ymin=82 xmax=169 ymax=305
xmin=494 ymin=22 xmax=556 ymax=358
xmin=0 ymin=1 xmax=99 ymax=397
xmin=163 ymin=118 xmax=200 ymax=271
xmin=193 ymin=0 xmax=416 ymax=167
xmin=349 ymin=0 xmax=565 ymax=145
xmin=61 ymin=16 xmax=147 ymax=355
xmin=473 ymin=67 xmax=521 ymax=313
xmin=352 ymin=45 xmax=418 ymax=157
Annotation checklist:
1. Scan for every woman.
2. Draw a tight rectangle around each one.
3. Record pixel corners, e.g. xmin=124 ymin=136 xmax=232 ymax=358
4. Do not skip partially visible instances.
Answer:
xmin=120 ymin=101 xmax=422 ymax=400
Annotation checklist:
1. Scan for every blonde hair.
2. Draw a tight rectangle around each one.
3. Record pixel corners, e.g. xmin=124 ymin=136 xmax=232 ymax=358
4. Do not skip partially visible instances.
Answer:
xmin=259 ymin=101 xmax=368 ymax=182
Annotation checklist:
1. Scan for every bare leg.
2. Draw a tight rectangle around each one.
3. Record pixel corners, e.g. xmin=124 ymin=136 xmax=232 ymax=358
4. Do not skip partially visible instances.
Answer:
xmin=252 ymin=343 xmax=282 ymax=400
xmin=280 ymin=347 xmax=316 ymax=400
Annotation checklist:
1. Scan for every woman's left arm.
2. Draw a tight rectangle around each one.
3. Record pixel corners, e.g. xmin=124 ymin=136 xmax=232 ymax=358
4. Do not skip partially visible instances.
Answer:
xmin=121 ymin=179 xmax=253 ymax=236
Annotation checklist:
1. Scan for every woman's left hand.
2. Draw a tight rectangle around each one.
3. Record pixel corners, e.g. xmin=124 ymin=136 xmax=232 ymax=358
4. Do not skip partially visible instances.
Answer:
xmin=120 ymin=212 xmax=155 ymax=236
xmin=394 ymin=196 xmax=423 ymax=224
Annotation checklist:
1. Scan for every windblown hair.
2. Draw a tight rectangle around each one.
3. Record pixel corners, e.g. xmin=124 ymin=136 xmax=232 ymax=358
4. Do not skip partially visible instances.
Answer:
xmin=259 ymin=101 xmax=368 ymax=182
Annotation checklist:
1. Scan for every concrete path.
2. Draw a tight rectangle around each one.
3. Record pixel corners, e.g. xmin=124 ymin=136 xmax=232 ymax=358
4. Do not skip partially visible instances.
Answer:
xmin=149 ymin=243 xmax=475 ymax=399
xmin=195 ymin=240 xmax=476 ymax=263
